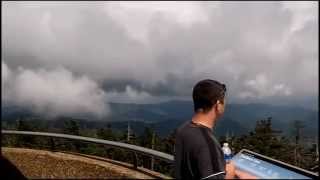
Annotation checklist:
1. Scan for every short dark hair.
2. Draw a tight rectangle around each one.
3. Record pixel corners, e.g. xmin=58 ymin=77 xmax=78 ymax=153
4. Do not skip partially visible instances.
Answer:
xmin=192 ymin=79 xmax=226 ymax=113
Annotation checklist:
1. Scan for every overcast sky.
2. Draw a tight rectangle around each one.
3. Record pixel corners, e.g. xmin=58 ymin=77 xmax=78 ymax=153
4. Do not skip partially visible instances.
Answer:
xmin=2 ymin=1 xmax=318 ymax=117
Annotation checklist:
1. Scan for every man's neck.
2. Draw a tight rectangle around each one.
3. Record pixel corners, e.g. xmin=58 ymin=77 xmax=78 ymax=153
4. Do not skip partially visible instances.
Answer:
xmin=191 ymin=112 xmax=217 ymax=129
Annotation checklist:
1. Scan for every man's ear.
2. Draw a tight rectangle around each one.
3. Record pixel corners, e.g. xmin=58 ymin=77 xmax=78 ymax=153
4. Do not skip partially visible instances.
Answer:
xmin=217 ymin=100 xmax=222 ymax=104
xmin=212 ymin=101 xmax=218 ymax=110
xmin=217 ymin=99 xmax=224 ymax=105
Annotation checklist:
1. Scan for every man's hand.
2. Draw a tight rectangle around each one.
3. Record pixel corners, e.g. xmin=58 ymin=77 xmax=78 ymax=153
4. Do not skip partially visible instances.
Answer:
xmin=225 ymin=161 xmax=236 ymax=179
xmin=235 ymin=169 xmax=257 ymax=179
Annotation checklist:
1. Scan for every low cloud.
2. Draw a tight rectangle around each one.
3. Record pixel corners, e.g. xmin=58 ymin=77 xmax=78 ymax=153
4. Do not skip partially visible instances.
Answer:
xmin=240 ymin=73 xmax=292 ymax=99
xmin=2 ymin=62 xmax=109 ymax=118
xmin=105 ymin=85 xmax=179 ymax=104
xmin=2 ymin=62 xmax=170 ymax=118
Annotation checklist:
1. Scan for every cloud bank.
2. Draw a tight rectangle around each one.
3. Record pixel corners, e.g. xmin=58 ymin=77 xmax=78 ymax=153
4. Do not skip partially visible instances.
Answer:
xmin=2 ymin=1 xmax=318 ymax=116
xmin=2 ymin=62 xmax=109 ymax=118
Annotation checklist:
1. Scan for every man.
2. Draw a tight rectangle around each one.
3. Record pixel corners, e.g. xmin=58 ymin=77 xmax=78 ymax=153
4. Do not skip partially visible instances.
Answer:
xmin=174 ymin=79 xmax=236 ymax=179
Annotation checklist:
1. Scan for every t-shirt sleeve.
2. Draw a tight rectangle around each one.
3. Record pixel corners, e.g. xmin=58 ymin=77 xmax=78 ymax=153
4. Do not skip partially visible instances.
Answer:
xmin=174 ymin=133 xmax=183 ymax=179
xmin=195 ymin=145 xmax=226 ymax=179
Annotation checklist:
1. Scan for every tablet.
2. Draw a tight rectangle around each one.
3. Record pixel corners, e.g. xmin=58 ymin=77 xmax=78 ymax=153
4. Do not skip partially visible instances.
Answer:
xmin=231 ymin=149 xmax=318 ymax=179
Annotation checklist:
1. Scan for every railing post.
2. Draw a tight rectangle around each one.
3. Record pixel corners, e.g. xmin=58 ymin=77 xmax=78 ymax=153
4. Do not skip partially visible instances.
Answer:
xmin=151 ymin=156 xmax=154 ymax=171
xmin=133 ymin=152 xmax=138 ymax=169
xmin=50 ymin=137 xmax=55 ymax=152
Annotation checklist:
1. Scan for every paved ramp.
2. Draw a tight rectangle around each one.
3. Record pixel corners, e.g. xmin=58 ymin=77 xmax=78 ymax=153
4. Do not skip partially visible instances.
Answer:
xmin=2 ymin=147 xmax=171 ymax=179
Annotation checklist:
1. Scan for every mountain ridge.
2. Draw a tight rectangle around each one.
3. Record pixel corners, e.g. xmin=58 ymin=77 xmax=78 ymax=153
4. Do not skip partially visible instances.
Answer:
xmin=2 ymin=100 xmax=318 ymax=138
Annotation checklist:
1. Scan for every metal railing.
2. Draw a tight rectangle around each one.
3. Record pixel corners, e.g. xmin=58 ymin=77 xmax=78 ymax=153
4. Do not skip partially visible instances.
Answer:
xmin=1 ymin=130 xmax=174 ymax=170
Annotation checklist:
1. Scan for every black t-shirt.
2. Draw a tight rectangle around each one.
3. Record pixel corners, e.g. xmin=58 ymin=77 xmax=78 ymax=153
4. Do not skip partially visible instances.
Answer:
xmin=174 ymin=121 xmax=226 ymax=179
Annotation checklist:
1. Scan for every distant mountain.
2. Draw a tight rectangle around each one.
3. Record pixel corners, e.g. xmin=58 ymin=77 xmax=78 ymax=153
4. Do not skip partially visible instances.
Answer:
xmin=107 ymin=101 xmax=194 ymax=122
xmin=223 ymin=103 xmax=318 ymax=136
xmin=1 ymin=105 xmax=35 ymax=120
xmin=2 ymin=101 xmax=318 ymax=138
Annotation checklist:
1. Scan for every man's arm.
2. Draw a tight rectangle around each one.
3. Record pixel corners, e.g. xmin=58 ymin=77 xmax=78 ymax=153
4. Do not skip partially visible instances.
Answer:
xmin=225 ymin=162 xmax=236 ymax=179
xmin=235 ymin=169 xmax=258 ymax=179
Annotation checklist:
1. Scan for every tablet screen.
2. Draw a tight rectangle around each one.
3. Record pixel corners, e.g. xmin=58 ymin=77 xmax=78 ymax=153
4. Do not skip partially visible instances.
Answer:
xmin=231 ymin=149 xmax=318 ymax=179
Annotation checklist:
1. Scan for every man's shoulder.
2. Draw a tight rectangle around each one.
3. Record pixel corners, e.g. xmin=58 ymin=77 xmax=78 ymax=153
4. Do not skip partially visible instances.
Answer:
xmin=176 ymin=121 xmax=195 ymax=135
xmin=176 ymin=121 xmax=189 ymax=133
xmin=176 ymin=121 xmax=205 ymax=142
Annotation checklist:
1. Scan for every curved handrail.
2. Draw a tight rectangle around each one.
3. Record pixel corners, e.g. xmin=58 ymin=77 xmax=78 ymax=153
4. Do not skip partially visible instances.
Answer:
xmin=1 ymin=130 xmax=174 ymax=163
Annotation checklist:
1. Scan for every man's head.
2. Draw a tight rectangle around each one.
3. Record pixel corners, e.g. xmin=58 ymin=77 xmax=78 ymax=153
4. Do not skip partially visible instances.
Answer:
xmin=192 ymin=79 xmax=227 ymax=117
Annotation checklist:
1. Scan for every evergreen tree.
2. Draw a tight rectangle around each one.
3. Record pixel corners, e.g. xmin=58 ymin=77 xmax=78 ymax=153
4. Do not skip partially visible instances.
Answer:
xmin=63 ymin=120 xmax=80 ymax=135
xmin=231 ymin=117 xmax=315 ymax=170
xmin=15 ymin=118 xmax=36 ymax=148
xmin=97 ymin=124 xmax=114 ymax=141
xmin=62 ymin=119 xmax=82 ymax=152
xmin=95 ymin=124 xmax=117 ymax=159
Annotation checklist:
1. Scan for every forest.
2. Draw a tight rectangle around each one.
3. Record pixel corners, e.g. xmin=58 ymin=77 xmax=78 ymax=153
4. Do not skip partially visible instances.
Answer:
xmin=2 ymin=117 xmax=318 ymax=177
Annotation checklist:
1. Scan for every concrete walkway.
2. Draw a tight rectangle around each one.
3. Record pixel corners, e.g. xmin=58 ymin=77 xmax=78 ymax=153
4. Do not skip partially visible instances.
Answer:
xmin=2 ymin=147 xmax=172 ymax=179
